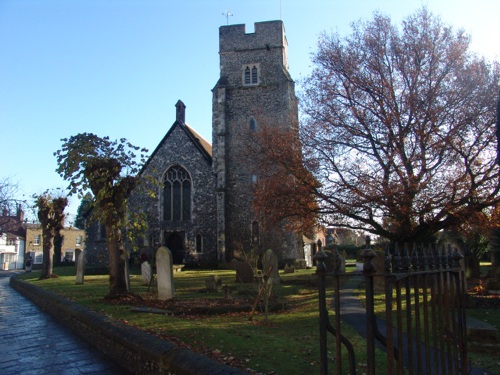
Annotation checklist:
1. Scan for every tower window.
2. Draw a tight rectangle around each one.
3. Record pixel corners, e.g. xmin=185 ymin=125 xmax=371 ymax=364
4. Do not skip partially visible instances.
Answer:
xmin=244 ymin=66 xmax=251 ymax=84
xmin=249 ymin=118 xmax=257 ymax=131
xmin=252 ymin=66 xmax=258 ymax=83
xmin=163 ymin=165 xmax=191 ymax=221
xmin=242 ymin=64 xmax=259 ymax=85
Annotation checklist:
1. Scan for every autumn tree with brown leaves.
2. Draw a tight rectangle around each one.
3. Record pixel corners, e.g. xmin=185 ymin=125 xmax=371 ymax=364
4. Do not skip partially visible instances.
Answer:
xmin=35 ymin=193 xmax=68 ymax=279
xmin=300 ymin=8 xmax=500 ymax=243
xmin=249 ymin=123 xmax=319 ymax=238
xmin=55 ymin=133 xmax=148 ymax=297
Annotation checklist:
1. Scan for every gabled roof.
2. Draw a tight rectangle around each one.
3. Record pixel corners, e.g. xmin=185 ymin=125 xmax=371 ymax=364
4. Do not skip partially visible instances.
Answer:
xmin=140 ymin=100 xmax=212 ymax=175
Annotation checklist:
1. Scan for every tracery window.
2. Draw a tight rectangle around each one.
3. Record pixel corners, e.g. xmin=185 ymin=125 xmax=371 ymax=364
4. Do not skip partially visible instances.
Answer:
xmin=163 ymin=165 xmax=191 ymax=221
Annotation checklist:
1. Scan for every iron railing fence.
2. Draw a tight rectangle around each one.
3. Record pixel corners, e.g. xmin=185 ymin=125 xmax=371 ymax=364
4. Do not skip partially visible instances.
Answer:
xmin=315 ymin=239 xmax=468 ymax=375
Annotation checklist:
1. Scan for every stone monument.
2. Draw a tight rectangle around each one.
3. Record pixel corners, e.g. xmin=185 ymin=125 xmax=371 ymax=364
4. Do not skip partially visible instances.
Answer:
xmin=156 ymin=246 xmax=175 ymax=300
xmin=141 ymin=260 xmax=152 ymax=286
xmin=262 ymin=249 xmax=280 ymax=285
xmin=75 ymin=249 xmax=85 ymax=285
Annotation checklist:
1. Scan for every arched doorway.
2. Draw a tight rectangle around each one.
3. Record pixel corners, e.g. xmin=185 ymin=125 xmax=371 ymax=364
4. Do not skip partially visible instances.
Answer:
xmin=165 ymin=231 xmax=185 ymax=264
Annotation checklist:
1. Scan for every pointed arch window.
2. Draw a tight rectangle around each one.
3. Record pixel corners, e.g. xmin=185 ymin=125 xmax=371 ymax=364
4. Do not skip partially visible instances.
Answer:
xmin=163 ymin=165 xmax=191 ymax=221
xmin=251 ymin=66 xmax=258 ymax=83
xmin=242 ymin=64 xmax=259 ymax=85
xmin=244 ymin=66 xmax=251 ymax=84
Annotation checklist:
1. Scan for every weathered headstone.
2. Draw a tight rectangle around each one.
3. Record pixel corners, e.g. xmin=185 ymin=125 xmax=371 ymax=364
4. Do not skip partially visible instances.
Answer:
xmin=228 ymin=258 xmax=238 ymax=270
xmin=235 ymin=261 xmax=254 ymax=283
xmin=205 ymin=275 xmax=222 ymax=292
xmin=156 ymin=246 xmax=175 ymax=300
xmin=75 ymin=249 xmax=85 ymax=285
xmin=283 ymin=263 xmax=295 ymax=273
xmin=141 ymin=260 xmax=152 ymax=286
xmin=262 ymin=249 xmax=280 ymax=285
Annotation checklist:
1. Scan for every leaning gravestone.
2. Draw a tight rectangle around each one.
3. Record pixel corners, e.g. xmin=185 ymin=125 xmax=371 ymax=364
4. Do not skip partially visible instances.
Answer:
xmin=262 ymin=249 xmax=280 ymax=285
xmin=75 ymin=249 xmax=85 ymax=285
xmin=141 ymin=260 xmax=152 ymax=286
xmin=156 ymin=246 xmax=175 ymax=300
xmin=235 ymin=261 xmax=254 ymax=283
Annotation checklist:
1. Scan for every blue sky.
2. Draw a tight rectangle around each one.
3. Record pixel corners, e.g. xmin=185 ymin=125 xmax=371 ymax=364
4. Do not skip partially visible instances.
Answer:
xmin=1 ymin=0 xmax=499 ymax=223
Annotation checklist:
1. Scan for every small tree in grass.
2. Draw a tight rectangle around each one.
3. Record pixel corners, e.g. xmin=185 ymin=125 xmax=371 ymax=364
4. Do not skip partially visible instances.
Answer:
xmin=54 ymin=133 xmax=148 ymax=297
xmin=35 ymin=192 xmax=68 ymax=279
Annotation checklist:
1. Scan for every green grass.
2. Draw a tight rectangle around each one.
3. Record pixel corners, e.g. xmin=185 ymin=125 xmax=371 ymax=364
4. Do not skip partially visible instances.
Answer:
xmin=18 ymin=267 xmax=390 ymax=374
xmin=18 ymin=265 xmax=499 ymax=374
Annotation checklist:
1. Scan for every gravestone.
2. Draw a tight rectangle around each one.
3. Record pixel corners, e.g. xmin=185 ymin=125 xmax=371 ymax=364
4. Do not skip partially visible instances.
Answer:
xmin=75 ymin=249 xmax=85 ymax=285
xmin=283 ymin=263 xmax=295 ymax=273
xmin=228 ymin=258 xmax=238 ymax=270
xmin=205 ymin=275 xmax=222 ymax=292
xmin=141 ymin=261 xmax=152 ymax=286
xmin=156 ymin=246 xmax=175 ymax=300
xmin=235 ymin=261 xmax=254 ymax=283
xmin=262 ymin=249 xmax=280 ymax=285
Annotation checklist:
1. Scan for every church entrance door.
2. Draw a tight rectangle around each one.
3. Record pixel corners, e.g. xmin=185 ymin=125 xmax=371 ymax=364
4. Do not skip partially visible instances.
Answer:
xmin=165 ymin=231 xmax=185 ymax=264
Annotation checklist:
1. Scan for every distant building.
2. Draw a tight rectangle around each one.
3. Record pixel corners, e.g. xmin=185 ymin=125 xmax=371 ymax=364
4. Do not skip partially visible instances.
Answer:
xmin=25 ymin=224 xmax=85 ymax=265
xmin=0 ymin=206 xmax=26 ymax=270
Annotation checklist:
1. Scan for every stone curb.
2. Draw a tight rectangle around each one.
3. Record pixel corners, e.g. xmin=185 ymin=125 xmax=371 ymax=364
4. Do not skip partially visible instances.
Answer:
xmin=10 ymin=276 xmax=247 ymax=375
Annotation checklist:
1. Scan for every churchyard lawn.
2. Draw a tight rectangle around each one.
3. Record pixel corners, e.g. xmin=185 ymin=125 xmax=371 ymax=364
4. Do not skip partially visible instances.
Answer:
xmin=17 ymin=265 xmax=500 ymax=374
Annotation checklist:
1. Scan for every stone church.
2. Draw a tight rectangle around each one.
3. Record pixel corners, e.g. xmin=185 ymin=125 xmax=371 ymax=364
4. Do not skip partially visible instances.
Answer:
xmin=107 ymin=21 xmax=304 ymax=266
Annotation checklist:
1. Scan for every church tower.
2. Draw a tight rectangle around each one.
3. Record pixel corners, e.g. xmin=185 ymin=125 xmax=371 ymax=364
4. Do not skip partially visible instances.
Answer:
xmin=212 ymin=21 xmax=301 ymax=261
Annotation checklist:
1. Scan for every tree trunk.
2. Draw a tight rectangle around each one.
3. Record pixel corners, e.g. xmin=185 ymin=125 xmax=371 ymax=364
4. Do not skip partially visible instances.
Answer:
xmin=40 ymin=227 xmax=55 ymax=279
xmin=53 ymin=232 xmax=63 ymax=266
xmin=106 ymin=224 xmax=128 ymax=297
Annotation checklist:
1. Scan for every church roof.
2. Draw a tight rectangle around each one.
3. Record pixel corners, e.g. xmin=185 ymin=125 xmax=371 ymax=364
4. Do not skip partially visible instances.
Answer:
xmin=185 ymin=124 xmax=212 ymax=157
xmin=139 ymin=100 xmax=212 ymax=175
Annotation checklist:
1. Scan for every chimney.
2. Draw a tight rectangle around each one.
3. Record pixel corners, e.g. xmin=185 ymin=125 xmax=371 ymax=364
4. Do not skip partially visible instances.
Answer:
xmin=17 ymin=204 xmax=24 ymax=222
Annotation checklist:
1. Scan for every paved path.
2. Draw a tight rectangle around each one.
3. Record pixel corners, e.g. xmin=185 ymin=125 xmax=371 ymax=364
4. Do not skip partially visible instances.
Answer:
xmin=0 ymin=271 xmax=128 ymax=375
xmin=337 ymin=274 xmax=495 ymax=375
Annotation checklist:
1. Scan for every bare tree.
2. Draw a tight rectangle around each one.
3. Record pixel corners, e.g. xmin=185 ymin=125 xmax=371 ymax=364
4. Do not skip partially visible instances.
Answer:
xmin=301 ymin=8 xmax=500 ymax=243
xmin=0 ymin=177 xmax=24 ymax=213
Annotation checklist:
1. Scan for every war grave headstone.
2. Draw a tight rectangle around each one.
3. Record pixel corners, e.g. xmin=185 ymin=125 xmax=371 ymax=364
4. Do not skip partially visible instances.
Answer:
xmin=156 ymin=246 xmax=175 ymax=300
